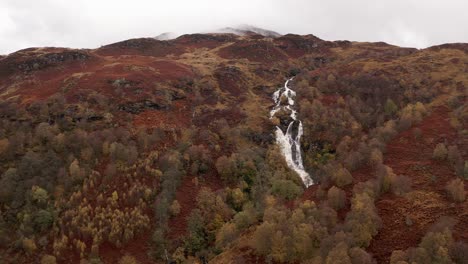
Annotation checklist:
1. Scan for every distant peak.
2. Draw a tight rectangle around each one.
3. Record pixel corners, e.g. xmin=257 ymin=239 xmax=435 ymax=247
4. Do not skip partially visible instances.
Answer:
xmin=154 ymin=32 xmax=179 ymax=41
xmin=214 ymin=25 xmax=282 ymax=38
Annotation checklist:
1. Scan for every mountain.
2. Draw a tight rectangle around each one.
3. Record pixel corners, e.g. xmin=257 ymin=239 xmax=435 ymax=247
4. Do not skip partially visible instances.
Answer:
xmin=0 ymin=30 xmax=467 ymax=264
xmin=154 ymin=32 xmax=179 ymax=41
xmin=215 ymin=25 xmax=282 ymax=37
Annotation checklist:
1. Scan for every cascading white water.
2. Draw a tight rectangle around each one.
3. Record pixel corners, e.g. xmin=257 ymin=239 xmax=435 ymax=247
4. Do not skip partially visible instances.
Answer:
xmin=270 ymin=78 xmax=313 ymax=187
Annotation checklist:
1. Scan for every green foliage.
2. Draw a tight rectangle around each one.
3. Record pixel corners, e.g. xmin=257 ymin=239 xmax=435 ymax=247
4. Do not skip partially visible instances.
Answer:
xmin=0 ymin=32 xmax=465 ymax=263
xmin=150 ymin=228 xmax=167 ymax=260
xmin=31 ymin=186 xmax=49 ymax=205
xmin=252 ymin=201 xmax=328 ymax=262
xmin=34 ymin=209 xmax=54 ymax=232
xmin=308 ymin=142 xmax=336 ymax=167
xmin=271 ymin=179 xmax=302 ymax=200
xmin=185 ymin=209 xmax=208 ymax=254
xmin=384 ymin=99 xmax=398 ymax=116
xmin=233 ymin=207 xmax=256 ymax=230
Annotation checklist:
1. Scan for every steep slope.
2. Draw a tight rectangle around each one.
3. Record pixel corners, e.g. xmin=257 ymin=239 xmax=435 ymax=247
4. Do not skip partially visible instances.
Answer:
xmin=0 ymin=32 xmax=466 ymax=264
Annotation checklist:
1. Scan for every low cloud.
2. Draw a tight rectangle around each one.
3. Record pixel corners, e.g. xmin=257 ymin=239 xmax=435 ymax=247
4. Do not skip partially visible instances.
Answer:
xmin=1 ymin=0 xmax=467 ymax=54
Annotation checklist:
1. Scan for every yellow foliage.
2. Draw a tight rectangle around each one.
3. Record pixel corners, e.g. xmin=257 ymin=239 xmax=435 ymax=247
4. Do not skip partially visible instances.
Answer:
xmin=22 ymin=238 xmax=37 ymax=254
xmin=112 ymin=191 xmax=119 ymax=202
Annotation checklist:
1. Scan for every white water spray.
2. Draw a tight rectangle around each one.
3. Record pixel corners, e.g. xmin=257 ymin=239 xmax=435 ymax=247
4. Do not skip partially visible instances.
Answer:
xmin=270 ymin=78 xmax=313 ymax=187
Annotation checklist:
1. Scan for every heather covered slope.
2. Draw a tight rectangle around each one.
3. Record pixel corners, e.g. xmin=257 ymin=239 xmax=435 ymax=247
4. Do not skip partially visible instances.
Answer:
xmin=0 ymin=32 xmax=467 ymax=263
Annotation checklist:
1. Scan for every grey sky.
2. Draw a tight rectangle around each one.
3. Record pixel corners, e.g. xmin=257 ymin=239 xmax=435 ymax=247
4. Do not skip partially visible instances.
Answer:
xmin=1 ymin=0 xmax=467 ymax=55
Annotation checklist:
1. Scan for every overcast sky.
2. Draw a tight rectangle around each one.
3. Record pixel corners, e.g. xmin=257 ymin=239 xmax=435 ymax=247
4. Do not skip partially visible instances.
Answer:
xmin=1 ymin=0 xmax=467 ymax=55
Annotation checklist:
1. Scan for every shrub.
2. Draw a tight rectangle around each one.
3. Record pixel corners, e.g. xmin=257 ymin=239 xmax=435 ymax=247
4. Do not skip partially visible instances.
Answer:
xmin=391 ymin=175 xmax=412 ymax=196
xmin=170 ymin=200 xmax=181 ymax=217
xmin=447 ymin=145 xmax=462 ymax=165
xmin=369 ymin=148 xmax=383 ymax=167
xmin=412 ymin=128 xmax=422 ymax=140
xmin=376 ymin=164 xmax=396 ymax=193
xmin=445 ymin=178 xmax=466 ymax=202
xmin=433 ymin=143 xmax=448 ymax=160
xmin=385 ymin=99 xmax=398 ymax=116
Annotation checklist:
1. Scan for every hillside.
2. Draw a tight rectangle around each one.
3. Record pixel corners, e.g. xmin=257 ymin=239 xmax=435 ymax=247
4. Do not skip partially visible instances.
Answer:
xmin=0 ymin=31 xmax=467 ymax=264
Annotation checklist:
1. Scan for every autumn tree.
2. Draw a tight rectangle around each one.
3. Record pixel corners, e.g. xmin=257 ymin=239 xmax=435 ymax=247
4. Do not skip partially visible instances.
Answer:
xmin=271 ymin=179 xmax=302 ymax=200
xmin=169 ymin=200 xmax=181 ymax=216
xmin=445 ymin=178 xmax=466 ymax=202
xmin=119 ymin=254 xmax=139 ymax=264
xmin=215 ymin=155 xmax=238 ymax=182
xmin=330 ymin=165 xmax=353 ymax=188
xmin=327 ymin=186 xmax=346 ymax=210
xmin=345 ymin=192 xmax=381 ymax=247
xmin=433 ymin=143 xmax=448 ymax=160
xmin=40 ymin=255 xmax=57 ymax=264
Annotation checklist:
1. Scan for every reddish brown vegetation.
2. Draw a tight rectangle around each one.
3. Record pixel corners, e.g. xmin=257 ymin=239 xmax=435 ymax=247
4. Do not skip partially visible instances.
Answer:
xmin=1 ymin=31 xmax=466 ymax=264
xmin=218 ymin=40 xmax=288 ymax=63
xmin=367 ymin=107 xmax=467 ymax=263
xmin=95 ymin=38 xmax=186 ymax=57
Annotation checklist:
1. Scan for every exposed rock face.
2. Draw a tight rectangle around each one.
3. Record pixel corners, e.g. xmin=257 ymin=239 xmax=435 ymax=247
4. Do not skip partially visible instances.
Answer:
xmin=0 ymin=49 xmax=92 ymax=76
xmin=118 ymin=100 xmax=168 ymax=114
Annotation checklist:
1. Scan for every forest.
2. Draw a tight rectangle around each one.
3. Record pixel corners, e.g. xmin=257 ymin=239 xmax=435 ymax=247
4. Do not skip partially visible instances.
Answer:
xmin=0 ymin=33 xmax=467 ymax=264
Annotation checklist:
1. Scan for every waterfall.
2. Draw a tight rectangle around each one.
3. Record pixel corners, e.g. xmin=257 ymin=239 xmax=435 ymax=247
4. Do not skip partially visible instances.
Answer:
xmin=270 ymin=78 xmax=313 ymax=187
